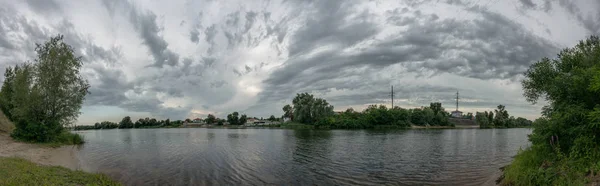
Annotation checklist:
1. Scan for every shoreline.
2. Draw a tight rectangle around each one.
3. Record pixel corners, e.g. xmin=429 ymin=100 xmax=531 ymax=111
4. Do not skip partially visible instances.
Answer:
xmin=0 ymin=132 xmax=81 ymax=171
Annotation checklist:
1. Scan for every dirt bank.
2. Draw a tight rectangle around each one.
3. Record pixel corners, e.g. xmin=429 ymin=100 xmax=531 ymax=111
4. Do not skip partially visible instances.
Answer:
xmin=0 ymin=133 xmax=80 ymax=170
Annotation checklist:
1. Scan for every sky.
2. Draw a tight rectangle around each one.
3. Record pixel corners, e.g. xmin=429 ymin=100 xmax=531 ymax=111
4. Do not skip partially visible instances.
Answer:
xmin=0 ymin=0 xmax=598 ymax=124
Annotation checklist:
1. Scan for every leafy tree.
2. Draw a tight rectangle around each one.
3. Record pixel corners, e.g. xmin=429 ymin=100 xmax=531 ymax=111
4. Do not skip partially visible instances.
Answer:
xmin=185 ymin=118 xmax=192 ymax=123
xmin=227 ymin=112 xmax=240 ymax=125
xmin=240 ymin=114 xmax=247 ymax=125
xmin=165 ymin=119 xmax=170 ymax=126
xmin=205 ymin=114 xmax=216 ymax=124
xmin=501 ymin=36 xmax=600 ymax=185
xmin=217 ymin=119 xmax=225 ymax=125
xmin=345 ymin=108 xmax=355 ymax=113
xmin=493 ymin=105 xmax=509 ymax=127
xmin=34 ymin=35 xmax=90 ymax=127
xmin=0 ymin=67 xmax=15 ymax=120
xmin=5 ymin=35 xmax=90 ymax=142
xmin=283 ymin=105 xmax=294 ymax=118
xmin=476 ymin=112 xmax=490 ymax=128
xmin=290 ymin=93 xmax=334 ymax=124
xmin=521 ymin=36 xmax=600 ymax=154
xmin=119 ymin=116 xmax=134 ymax=129
xmin=429 ymin=102 xmax=444 ymax=115
xmin=268 ymin=115 xmax=277 ymax=121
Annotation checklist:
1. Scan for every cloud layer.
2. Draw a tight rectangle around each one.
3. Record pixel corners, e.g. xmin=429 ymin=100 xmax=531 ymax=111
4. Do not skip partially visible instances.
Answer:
xmin=0 ymin=0 xmax=597 ymax=124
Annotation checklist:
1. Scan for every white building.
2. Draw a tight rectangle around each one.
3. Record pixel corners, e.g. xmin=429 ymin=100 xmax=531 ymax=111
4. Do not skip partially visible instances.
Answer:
xmin=282 ymin=117 xmax=291 ymax=123
xmin=451 ymin=110 xmax=463 ymax=118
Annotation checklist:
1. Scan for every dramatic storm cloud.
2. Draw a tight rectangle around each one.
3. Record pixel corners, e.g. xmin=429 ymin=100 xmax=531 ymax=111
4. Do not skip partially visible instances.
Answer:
xmin=0 ymin=0 xmax=598 ymax=124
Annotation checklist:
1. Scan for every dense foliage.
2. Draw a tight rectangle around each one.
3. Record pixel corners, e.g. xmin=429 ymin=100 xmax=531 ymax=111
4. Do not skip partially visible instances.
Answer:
xmin=502 ymin=36 xmax=600 ymax=185
xmin=75 ymin=117 xmax=184 ymax=130
xmin=313 ymin=104 xmax=453 ymax=129
xmin=0 ymin=35 xmax=88 ymax=143
xmin=282 ymin=93 xmax=454 ymax=128
xmin=73 ymin=121 xmax=118 ymax=130
xmin=289 ymin=93 xmax=335 ymax=124
xmin=226 ymin=112 xmax=248 ymax=125
xmin=205 ymin=114 xmax=217 ymax=124
xmin=475 ymin=105 xmax=532 ymax=128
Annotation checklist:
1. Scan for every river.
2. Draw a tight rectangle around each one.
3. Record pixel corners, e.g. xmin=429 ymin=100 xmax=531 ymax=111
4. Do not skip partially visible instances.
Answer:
xmin=75 ymin=128 xmax=531 ymax=185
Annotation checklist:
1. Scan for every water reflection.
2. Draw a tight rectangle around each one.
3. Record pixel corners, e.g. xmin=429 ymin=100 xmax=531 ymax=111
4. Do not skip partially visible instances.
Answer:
xmin=76 ymin=128 xmax=531 ymax=186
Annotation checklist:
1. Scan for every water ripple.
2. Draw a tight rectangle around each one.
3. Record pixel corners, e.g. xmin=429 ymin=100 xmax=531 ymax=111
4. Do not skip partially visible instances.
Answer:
xmin=76 ymin=128 xmax=531 ymax=186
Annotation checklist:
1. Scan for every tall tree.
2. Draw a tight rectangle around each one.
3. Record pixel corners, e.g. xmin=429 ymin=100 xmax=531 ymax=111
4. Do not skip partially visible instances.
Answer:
xmin=119 ymin=116 xmax=134 ymax=129
xmin=240 ymin=114 xmax=247 ymax=125
xmin=34 ymin=35 xmax=90 ymax=127
xmin=227 ymin=112 xmax=240 ymax=125
xmin=205 ymin=114 xmax=216 ymax=124
xmin=290 ymin=93 xmax=334 ymax=124
xmin=283 ymin=104 xmax=293 ymax=120
xmin=493 ymin=105 xmax=509 ymax=127
xmin=0 ymin=67 xmax=15 ymax=119
xmin=521 ymin=35 xmax=600 ymax=155
xmin=429 ymin=102 xmax=444 ymax=115
xmin=268 ymin=115 xmax=276 ymax=121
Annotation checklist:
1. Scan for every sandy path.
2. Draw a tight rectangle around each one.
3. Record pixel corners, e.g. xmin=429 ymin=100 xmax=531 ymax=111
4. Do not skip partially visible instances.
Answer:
xmin=0 ymin=133 xmax=80 ymax=170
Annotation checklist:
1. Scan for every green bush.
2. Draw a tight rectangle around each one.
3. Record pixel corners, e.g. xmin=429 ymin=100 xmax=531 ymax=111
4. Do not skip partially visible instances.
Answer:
xmin=11 ymin=120 xmax=62 ymax=143
xmin=502 ymin=35 xmax=600 ymax=185
xmin=55 ymin=132 xmax=84 ymax=145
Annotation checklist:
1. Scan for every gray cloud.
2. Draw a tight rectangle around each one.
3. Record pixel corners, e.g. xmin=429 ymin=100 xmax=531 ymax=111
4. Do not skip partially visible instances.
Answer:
xmin=519 ymin=0 xmax=536 ymax=8
xmin=258 ymin=1 xmax=559 ymax=107
xmin=522 ymin=0 xmax=600 ymax=33
xmin=24 ymin=0 xmax=62 ymax=15
xmin=190 ymin=29 xmax=200 ymax=43
xmin=288 ymin=1 xmax=378 ymax=56
xmin=204 ymin=24 xmax=217 ymax=54
xmin=125 ymin=3 xmax=180 ymax=67
xmin=1 ymin=0 xmax=598 ymax=121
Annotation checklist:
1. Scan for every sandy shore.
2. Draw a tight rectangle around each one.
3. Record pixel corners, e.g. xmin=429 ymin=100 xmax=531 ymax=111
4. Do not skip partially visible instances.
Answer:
xmin=0 ymin=133 xmax=80 ymax=170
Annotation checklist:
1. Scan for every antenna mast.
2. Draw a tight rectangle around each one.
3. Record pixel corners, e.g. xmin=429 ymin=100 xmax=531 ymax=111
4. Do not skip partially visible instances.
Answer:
xmin=455 ymin=91 xmax=459 ymax=111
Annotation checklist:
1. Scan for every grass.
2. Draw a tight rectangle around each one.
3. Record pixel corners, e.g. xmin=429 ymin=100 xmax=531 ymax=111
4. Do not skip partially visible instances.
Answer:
xmin=500 ymin=146 xmax=600 ymax=186
xmin=0 ymin=157 xmax=120 ymax=186
xmin=46 ymin=132 xmax=84 ymax=147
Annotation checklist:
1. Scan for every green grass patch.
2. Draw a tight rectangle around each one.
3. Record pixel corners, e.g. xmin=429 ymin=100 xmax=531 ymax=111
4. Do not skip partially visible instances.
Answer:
xmin=0 ymin=157 xmax=120 ymax=186
xmin=42 ymin=132 xmax=84 ymax=148
xmin=501 ymin=146 xmax=600 ymax=186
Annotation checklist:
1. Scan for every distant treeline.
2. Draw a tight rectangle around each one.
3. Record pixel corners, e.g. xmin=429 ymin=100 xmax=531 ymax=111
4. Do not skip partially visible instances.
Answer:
xmin=282 ymin=93 xmax=455 ymax=129
xmin=73 ymin=116 xmax=185 ymax=130
xmin=475 ymin=105 xmax=532 ymax=128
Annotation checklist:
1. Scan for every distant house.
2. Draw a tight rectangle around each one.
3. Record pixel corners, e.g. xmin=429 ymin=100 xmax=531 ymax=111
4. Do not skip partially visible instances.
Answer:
xmin=247 ymin=118 xmax=258 ymax=123
xmin=451 ymin=111 xmax=463 ymax=118
xmin=282 ymin=117 xmax=291 ymax=123
xmin=192 ymin=118 xmax=203 ymax=123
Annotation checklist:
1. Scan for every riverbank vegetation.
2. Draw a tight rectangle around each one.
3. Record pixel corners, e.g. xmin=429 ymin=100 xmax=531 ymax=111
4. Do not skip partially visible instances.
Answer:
xmin=0 ymin=35 xmax=87 ymax=145
xmin=74 ymin=117 xmax=185 ymax=130
xmin=475 ymin=105 xmax=532 ymax=128
xmin=500 ymin=36 xmax=600 ymax=185
xmin=0 ymin=157 xmax=120 ymax=186
xmin=282 ymin=93 xmax=455 ymax=129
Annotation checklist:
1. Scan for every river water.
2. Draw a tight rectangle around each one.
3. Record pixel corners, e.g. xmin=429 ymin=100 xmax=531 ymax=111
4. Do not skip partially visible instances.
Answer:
xmin=75 ymin=128 xmax=531 ymax=186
